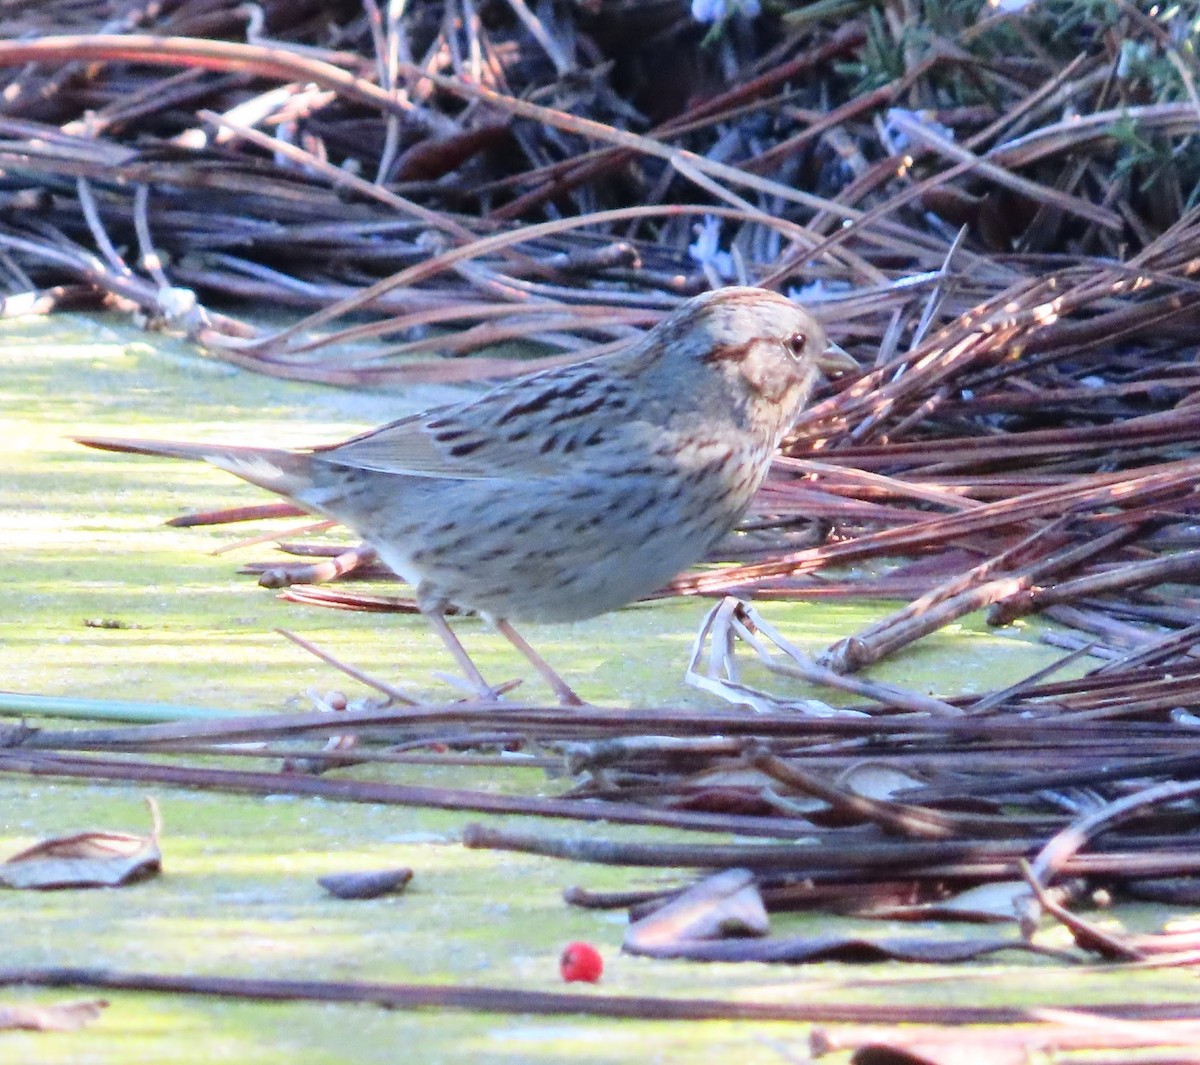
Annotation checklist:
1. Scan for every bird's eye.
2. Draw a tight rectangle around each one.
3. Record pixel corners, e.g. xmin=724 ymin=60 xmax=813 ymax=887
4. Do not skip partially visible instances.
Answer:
xmin=784 ymin=332 xmax=807 ymax=359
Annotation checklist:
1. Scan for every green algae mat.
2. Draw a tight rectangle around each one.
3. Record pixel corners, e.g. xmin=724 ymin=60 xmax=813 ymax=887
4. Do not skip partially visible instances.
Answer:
xmin=4 ymin=314 xmax=1196 ymax=1063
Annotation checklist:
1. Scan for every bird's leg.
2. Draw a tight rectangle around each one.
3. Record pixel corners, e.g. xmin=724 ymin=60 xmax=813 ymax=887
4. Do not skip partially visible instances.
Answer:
xmin=491 ymin=617 xmax=585 ymax=707
xmin=422 ymin=610 xmax=508 ymax=701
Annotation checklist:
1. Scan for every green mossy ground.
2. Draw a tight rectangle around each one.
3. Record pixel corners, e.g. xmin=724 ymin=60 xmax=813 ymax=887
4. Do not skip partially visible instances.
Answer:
xmin=3 ymin=314 xmax=1194 ymax=1063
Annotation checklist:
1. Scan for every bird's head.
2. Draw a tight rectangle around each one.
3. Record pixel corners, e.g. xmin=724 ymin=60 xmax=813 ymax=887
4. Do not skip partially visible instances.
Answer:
xmin=656 ymin=286 xmax=855 ymax=437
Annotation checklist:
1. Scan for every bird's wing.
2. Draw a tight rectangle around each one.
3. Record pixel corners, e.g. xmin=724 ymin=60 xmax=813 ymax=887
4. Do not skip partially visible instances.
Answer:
xmin=312 ymin=411 xmax=552 ymax=480
xmin=313 ymin=358 xmax=638 ymax=481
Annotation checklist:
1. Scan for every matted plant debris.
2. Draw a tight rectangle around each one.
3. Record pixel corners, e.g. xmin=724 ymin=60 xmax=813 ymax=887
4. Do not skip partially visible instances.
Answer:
xmin=7 ymin=1 xmax=1200 ymax=1055
xmin=3 ymin=2 xmax=1197 ymax=668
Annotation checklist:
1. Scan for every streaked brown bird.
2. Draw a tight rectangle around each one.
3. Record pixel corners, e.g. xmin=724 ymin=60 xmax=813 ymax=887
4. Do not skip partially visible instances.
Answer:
xmin=80 ymin=286 xmax=855 ymax=704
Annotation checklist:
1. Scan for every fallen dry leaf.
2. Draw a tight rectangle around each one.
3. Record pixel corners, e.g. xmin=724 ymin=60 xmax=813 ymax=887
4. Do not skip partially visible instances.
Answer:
xmin=868 ymin=880 xmax=1040 ymax=923
xmin=849 ymin=1041 xmax=1028 ymax=1065
xmin=0 ymin=797 xmax=161 ymax=890
xmin=836 ymin=761 xmax=925 ymax=801
xmin=318 ymin=868 xmax=413 ymax=900
xmin=624 ymin=932 xmax=1065 ymax=964
xmin=624 ymin=869 xmax=768 ymax=951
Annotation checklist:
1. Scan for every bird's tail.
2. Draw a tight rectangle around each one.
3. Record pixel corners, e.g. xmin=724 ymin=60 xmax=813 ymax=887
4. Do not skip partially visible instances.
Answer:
xmin=76 ymin=435 xmax=313 ymax=499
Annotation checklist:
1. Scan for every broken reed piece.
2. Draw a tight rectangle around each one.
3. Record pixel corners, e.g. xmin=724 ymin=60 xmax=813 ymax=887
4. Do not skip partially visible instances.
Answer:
xmin=821 ymin=521 xmax=1134 ymax=673
xmin=1029 ymin=669 xmax=1200 ymax=722
xmin=211 ymin=518 xmax=336 ymax=555
xmin=751 ymin=751 xmax=971 ymax=839
xmin=462 ymin=821 xmax=1039 ymax=873
xmin=257 ymin=543 xmax=378 ymax=589
xmin=988 ymin=547 xmax=1200 ymax=626
xmin=464 ymin=820 xmax=1200 ymax=887
xmin=11 ymin=963 xmax=1200 ymax=1023
xmin=276 ymin=627 xmax=419 ymax=706
xmin=773 ymin=456 xmax=985 ymax=512
xmin=799 ymin=764 xmax=1065 ymax=839
xmin=277 ymin=585 xmax=423 ymax=613
xmin=1018 ymin=860 xmax=1144 ymax=962
xmin=958 ymin=642 xmax=1096 ymax=717
xmin=166 ymin=501 xmax=306 ymax=527
xmin=816 ymin=525 xmax=1060 ymax=671
xmin=1018 ymin=779 xmax=1200 ymax=948
xmin=1092 ymin=620 xmax=1200 ymax=675
xmin=1028 ymin=778 xmax=1200 ymax=889
xmin=1042 ymin=603 xmax=1160 ymax=653
xmin=563 ymin=735 xmax=744 ymax=774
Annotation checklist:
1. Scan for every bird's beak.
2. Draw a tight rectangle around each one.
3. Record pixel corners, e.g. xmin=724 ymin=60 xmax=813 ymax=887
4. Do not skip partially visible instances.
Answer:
xmin=818 ymin=340 xmax=858 ymax=377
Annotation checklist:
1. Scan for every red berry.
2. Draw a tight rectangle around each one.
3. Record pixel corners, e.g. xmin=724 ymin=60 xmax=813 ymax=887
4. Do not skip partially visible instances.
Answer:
xmin=559 ymin=941 xmax=603 ymax=983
